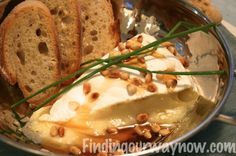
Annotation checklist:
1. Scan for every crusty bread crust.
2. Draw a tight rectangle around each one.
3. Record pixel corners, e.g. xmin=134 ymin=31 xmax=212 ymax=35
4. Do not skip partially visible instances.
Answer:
xmin=0 ymin=0 xmax=61 ymax=104
xmin=79 ymin=0 xmax=120 ymax=62
xmin=35 ymin=0 xmax=82 ymax=80
xmin=0 ymin=0 xmax=10 ymax=20
xmin=189 ymin=0 xmax=222 ymax=24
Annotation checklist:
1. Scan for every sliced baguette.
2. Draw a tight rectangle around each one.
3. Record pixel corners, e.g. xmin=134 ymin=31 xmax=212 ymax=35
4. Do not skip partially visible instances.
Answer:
xmin=0 ymin=0 xmax=10 ymax=19
xmin=189 ymin=0 xmax=222 ymax=24
xmin=78 ymin=0 xmax=120 ymax=62
xmin=34 ymin=0 xmax=82 ymax=78
xmin=0 ymin=0 xmax=60 ymax=104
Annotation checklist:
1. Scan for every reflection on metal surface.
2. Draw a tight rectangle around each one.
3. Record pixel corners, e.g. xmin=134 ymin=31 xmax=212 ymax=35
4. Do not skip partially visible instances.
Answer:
xmin=0 ymin=0 xmax=234 ymax=155
xmin=216 ymin=114 xmax=236 ymax=126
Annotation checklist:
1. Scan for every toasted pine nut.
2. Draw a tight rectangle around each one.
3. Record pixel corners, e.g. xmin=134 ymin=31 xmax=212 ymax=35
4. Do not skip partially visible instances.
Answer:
xmin=147 ymin=83 xmax=157 ymax=92
xmin=167 ymin=46 xmax=177 ymax=55
xmin=156 ymin=74 xmax=177 ymax=88
xmin=166 ymin=79 xmax=177 ymax=88
xmin=121 ymin=49 xmax=130 ymax=54
xmin=160 ymin=42 xmax=174 ymax=47
xmin=151 ymin=123 xmax=161 ymax=133
xmin=178 ymin=56 xmax=189 ymax=68
xmin=131 ymin=78 xmax=143 ymax=86
xmin=106 ymin=127 xmax=118 ymax=134
xmin=69 ymin=146 xmax=82 ymax=155
xmin=126 ymin=40 xmax=142 ymax=50
xmin=134 ymin=126 xmax=143 ymax=136
xmin=152 ymin=52 xmax=165 ymax=59
xmin=145 ymin=73 xmax=153 ymax=83
xmin=120 ymin=72 xmax=130 ymax=80
xmin=118 ymin=42 xmax=125 ymax=51
xmin=136 ymin=113 xmax=149 ymax=124
xmin=91 ymin=92 xmax=100 ymax=100
xmin=110 ymin=50 xmax=121 ymax=57
xmin=159 ymin=128 xmax=171 ymax=136
xmin=143 ymin=129 xmax=152 ymax=139
xmin=50 ymin=126 xmax=58 ymax=137
xmin=137 ymin=35 xmax=143 ymax=43
xmin=83 ymin=82 xmax=91 ymax=95
xmin=101 ymin=70 xmax=109 ymax=77
xmin=124 ymin=57 xmax=139 ymax=65
xmin=127 ymin=84 xmax=137 ymax=96
xmin=58 ymin=127 xmax=65 ymax=137
xmin=138 ymin=57 xmax=145 ymax=64
xmin=108 ymin=69 xmax=120 ymax=79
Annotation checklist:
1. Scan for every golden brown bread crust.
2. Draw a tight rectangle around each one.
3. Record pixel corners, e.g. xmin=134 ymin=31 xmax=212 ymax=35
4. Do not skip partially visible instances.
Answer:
xmin=0 ymin=0 xmax=61 ymax=104
xmin=35 ymin=0 xmax=82 ymax=81
xmin=0 ymin=0 xmax=10 ymax=20
xmin=189 ymin=0 xmax=222 ymax=24
xmin=79 ymin=0 xmax=120 ymax=62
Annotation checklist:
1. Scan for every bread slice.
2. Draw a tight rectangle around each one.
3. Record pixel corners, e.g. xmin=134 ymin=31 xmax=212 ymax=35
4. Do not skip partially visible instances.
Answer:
xmin=0 ymin=0 xmax=60 ymax=104
xmin=78 ymin=0 xmax=120 ymax=62
xmin=189 ymin=0 xmax=222 ymax=24
xmin=33 ymin=0 xmax=82 ymax=79
xmin=0 ymin=0 xmax=10 ymax=19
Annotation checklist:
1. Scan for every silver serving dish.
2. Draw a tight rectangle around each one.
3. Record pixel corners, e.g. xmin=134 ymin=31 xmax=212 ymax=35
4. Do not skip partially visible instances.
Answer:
xmin=0 ymin=0 xmax=235 ymax=155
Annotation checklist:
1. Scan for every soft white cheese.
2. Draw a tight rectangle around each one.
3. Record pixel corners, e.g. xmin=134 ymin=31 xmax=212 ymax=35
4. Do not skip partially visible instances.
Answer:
xmin=23 ymin=34 xmax=199 ymax=149
xmin=39 ymin=34 xmax=195 ymax=122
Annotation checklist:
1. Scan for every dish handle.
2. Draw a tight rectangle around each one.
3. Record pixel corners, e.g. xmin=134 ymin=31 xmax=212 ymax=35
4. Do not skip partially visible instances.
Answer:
xmin=215 ymin=70 xmax=236 ymax=126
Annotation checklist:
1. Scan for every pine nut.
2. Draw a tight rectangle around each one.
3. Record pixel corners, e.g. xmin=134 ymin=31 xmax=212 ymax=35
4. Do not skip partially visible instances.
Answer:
xmin=136 ymin=113 xmax=149 ymax=124
xmin=160 ymin=42 xmax=174 ymax=47
xmin=121 ymin=49 xmax=130 ymax=54
xmin=69 ymin=146 xmax=82 ymax=155
xmin=131 ymin=78 xmax=143 ymax=86
xmin=147 ymin=83 xmax=157 ymax=92
xmin=108 ymin=69 xmax=120 ymax=79
xmin=138 ymin=57 xmax=145 ymax=64
xmin=118 ymin=43 xmax=125 ymax=51
xmin=126 ymin=40 xmax=142 ymax=50
xmin=166 ymin=79 xmax=177 ymax=88
xmin=150 ymin=123 xmax=161 ymax=133
xmin=167 ymin=46 xmax=177 ymax=55
xmin=110 ymin=50 xmax=121 ymax=57
xmin=145 ymin=73 xmax=153 ymax=83
xmin=137 ymin=35 xmax=143 ymax=43
xmin=143 ymin=129 xmax=152 ymax=139
xmin=152 ymin=52 xmax=165 ymax=59
xmin=156 ymin=74 xmax=178 ymax=88
xmin=134 ymin=126 xmax=143 ymax=136
xmin=106 ymin=127 xmax=118 ymax=134
xmin=120 ymin=72 xmax=130 ymax=80
xmin=50 ymin=126 xmax=58 ymax=137
xmin=127 ymin=84 xmax=137 ymax=96
xmin=58 ymin=127 xmax=65 ymax=137
xmin=91 ymin=92 xmax=100 ymax=100
xmin=83 ymin=82 xmax=91 ymax=95
xmin=124 ymin=57 xmax=139 ymax=65
xmin=101 ymin=70 xmax=109 ymax=77
xmin=178 ymin=56 xmax=189 ymax=68
xmin=159 ymin=128 xmax=171 ymax=136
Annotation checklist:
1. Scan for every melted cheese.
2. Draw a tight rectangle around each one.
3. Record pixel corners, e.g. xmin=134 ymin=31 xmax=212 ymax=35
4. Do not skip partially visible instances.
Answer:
xmin=23 ymin=34 xmax=199 ymax=151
